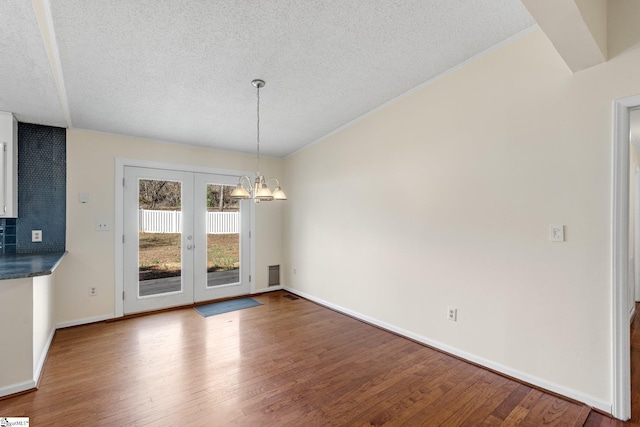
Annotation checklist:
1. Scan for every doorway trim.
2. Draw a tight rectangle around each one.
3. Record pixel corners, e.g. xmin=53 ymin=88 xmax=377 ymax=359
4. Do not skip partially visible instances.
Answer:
xmin=635 ymin=165 xmax=640 ymax=304
xmin=612 ymin=95 xmax=640 ymax=420
xmin=114 ymin=158 xmax=256 ymax=318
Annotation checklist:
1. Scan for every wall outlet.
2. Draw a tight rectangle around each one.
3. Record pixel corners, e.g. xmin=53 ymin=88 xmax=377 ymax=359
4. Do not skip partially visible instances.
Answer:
xmin=447 ymin=306 xmax=457 ymax=322
xmin=32 ymin=230 xmax=42 ymax=242
xmin=293 ymin=268 xmax=297 ymax=275
xmin=96 ymin=222 xmax=110 ymax=231
xmin=89 ymin=287 xmax=98 ymax=297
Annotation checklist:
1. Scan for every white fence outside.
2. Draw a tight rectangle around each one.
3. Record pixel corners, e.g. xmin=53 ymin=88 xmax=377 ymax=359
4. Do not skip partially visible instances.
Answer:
xmin=139 ymin=210 xmax=238 ymax=234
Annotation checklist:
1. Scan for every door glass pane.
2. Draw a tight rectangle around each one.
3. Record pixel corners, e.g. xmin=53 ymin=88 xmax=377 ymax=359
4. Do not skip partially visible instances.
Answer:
xmin=206 ymin=184 xmax=240 ymax=287
xmin=138 ymin=179 xmax=182 ymax=296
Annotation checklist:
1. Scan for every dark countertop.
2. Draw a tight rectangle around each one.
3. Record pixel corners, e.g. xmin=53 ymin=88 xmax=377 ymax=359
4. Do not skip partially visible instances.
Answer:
xmin=0 ymin=252 xmax=66 ymax=280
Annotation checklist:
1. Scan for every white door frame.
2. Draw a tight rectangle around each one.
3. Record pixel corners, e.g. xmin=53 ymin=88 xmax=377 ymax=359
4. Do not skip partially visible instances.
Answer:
xmin=635 ymin=165 xmax=640 ymax=303
xmin=612 ymin=95 xmax=640 ymax=420
xmin=114 ymin=158 xmax=256 ymax=318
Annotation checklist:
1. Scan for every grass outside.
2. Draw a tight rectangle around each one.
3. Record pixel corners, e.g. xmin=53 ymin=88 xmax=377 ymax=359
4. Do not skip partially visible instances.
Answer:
xmin=138 ymin=232 xmax=239 ymax=281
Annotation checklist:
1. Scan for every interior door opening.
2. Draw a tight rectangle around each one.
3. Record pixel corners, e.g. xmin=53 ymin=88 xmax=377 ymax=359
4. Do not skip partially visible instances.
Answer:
xmin=612 ymin=96 xmax=640 ymax=420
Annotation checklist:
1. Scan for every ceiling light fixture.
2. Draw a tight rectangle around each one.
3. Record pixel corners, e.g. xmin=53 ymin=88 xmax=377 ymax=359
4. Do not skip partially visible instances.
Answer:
xmin=230 ymin=79 xmax=287 ymax=202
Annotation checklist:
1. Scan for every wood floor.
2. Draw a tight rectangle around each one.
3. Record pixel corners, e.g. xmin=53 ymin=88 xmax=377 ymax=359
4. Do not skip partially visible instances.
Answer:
xmin=583 ymin=306 xmax=640 ymax=427
xmin=0 ymin=291 xmax=617 ymax=426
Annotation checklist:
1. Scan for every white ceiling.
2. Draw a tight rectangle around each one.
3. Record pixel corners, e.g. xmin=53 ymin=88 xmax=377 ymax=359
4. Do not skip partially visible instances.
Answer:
xmin=0 ymin=1 xmax=535 ymax=157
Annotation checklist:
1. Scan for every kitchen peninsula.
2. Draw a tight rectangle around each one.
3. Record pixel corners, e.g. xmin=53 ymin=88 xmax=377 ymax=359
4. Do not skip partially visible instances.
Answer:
xmin=0 ymin=252 xmax=65 ymax=397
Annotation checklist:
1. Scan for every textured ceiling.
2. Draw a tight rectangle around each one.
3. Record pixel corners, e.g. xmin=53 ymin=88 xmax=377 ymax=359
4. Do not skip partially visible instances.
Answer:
xmin=0 ymin=0 xmax=66 ymax=127
xmin=0 ymin=1 xmax=535 ymax=157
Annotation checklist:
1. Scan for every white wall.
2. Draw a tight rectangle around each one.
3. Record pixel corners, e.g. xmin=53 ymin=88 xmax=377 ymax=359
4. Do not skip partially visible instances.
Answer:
xmin=33 ymin=273 xmax=55 ymax=378
xmin=284 ymin=27 xmax=640 ymax=410
xmin=56 ymin=130 xmax=284 ymax=324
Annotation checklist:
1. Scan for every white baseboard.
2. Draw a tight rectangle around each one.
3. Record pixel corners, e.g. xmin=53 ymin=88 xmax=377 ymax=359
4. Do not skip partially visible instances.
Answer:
xmin=56 ymin=313 xmax=115 ymax=329
xmin=255 ymin=286 xmax=283 ymax=293
xmin=33 ymin=326 xmax=56 ymax=386
xmin=284 ymin=286 xmax=612 ymax=414
xmin=0 ymin=380 xmax=36 ymax=398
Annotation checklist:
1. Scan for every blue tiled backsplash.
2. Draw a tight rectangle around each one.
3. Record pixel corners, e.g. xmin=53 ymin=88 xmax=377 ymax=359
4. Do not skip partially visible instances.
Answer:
xmin=0 ymin=219 xmax=17 ymax=253
xmin=3 ymin=123 xmax=66 ymax=254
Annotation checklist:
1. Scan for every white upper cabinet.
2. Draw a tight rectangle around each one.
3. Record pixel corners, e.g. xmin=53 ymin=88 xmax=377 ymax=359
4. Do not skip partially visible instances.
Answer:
xmin=0 ymin=112 xmax=18 ymax=217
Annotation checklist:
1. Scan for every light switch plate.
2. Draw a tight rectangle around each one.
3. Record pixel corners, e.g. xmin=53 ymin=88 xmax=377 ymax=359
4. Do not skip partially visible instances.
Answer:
xmin=549 ymin=225 xmax=564 ymax=242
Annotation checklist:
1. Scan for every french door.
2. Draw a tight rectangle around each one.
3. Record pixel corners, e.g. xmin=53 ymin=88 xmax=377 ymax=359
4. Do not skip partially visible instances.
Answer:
xmin=123 ymin=166 xmax=251 ymax=314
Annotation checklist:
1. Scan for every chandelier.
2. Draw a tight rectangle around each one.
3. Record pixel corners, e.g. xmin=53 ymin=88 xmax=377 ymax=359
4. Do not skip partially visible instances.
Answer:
xmin=230 ymin=79 xmax=287 ymax=202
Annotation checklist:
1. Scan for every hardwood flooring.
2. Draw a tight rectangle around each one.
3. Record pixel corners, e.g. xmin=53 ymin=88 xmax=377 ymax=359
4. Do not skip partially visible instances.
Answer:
xmin=0 ymin=291 xmax=612 ymax=425
xmin=583 ymin=305 xmax=640 ymax=427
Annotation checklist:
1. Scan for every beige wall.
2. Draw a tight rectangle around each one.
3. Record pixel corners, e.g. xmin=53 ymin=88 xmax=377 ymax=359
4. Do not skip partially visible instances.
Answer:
xmin=56 ymin=130 xmax=283 ymax=324
xmin=608 ymin=0 xmax=640 ymax=58
xmin=576 ymin=0 xmax=608 ymax=57
xmin=0 ymin=272 xmax=57 ymax=396
xmin=0 ymin=278 xmax=33 ymax=390
xmin=284 ymin=28 xmax=640 ymax=408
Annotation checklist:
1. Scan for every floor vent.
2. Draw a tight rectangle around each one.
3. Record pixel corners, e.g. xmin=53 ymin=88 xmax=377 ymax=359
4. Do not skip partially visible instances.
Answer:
xmin=283 ymin=294 xmax=299 ymax=301
xmin=268 ymin=265 xmax=280 ymax=286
